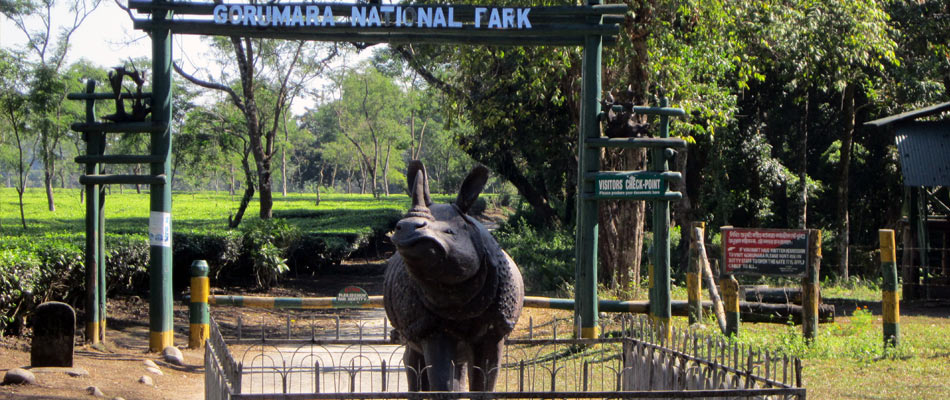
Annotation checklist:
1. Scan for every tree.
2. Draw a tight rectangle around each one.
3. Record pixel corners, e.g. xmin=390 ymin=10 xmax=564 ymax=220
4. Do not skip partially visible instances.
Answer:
xmin=753 ymin=0 xmax=896 ymax=279
xmin=332 ymin=66 xmax=409 ymax=197
xmin=174 ymin=37 xmax=337 ymax=222
xmin=0 ymin=49 xmax=38 ymax=229
xmin=2 ymin=0 xmax=102 ymax=211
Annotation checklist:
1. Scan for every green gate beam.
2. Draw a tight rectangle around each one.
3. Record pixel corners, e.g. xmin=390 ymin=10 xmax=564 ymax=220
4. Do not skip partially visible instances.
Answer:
xmin=127 ymin=1 xmax=629 ymax=17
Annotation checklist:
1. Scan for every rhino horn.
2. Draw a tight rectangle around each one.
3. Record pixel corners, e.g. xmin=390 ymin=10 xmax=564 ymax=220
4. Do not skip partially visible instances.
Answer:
xmin=406 ymin=160 xmax=433 ymax=218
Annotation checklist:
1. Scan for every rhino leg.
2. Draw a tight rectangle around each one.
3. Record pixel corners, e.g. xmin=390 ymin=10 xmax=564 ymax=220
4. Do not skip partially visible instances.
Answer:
xmin=469 ymin=338 xmax=504 ymax=392
xmin=422 ymin=332 xmax=462 ymax=391
xmin=404 ymin=347 xmax=429 ymax=391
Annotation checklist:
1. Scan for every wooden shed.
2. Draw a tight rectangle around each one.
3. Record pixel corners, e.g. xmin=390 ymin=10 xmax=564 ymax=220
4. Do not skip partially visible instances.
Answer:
xmin=867 ymin=103 xmax=950 ymax=300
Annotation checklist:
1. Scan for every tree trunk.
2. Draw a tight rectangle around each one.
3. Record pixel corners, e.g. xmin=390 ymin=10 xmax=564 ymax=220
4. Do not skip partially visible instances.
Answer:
xmin=229 ymin=148 xmax=256 ymax=228
xmin=330 ymin=163 xmax=338 ymax=189
xmin=599 ymin=149 xmax=647 ymax=292
xmin=371 ymin=136 xmax=379 ymax=198
xmin=134 ymin=164 xmax=142 ymax=194
xmin=257 ymin=158 xmax=273 ymax=219
xmin=383 ymin=141 xmax=392 ymax=196
xmin=229 ymin=163 xmax=236 ymax=197
xmin=837 ymin=83 xmax=855 ymax=280
xmin=596 ymin=0 xmax=654 ymax=293
xmin=281 ymin=145 xmax=288 ymax=197
xmin=316 ymin=165 xmax=325 ymax=205
xmin=358 ymin=160 xmax=366 ymax=194
xmin=672 ymin=149 xmax=692 ymax=276
xmin=799 ymin=88 xmax=812 ymax=229
xmin=17 ymin=188 xmax=26 ymax=230
xmin=44 ymin=165 xmax=55 ymax=212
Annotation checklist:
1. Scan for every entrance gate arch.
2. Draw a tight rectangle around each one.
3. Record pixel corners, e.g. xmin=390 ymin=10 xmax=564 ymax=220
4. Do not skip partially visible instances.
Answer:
xmin=77 ymin=0 xmax=684 ymax=351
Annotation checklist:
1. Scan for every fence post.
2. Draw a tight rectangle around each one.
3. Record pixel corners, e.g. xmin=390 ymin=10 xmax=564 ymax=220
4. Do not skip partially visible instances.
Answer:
xmin=721 ymin=274 xmax=739 ymax=336
xmin=879 ymin=229 xmax=900 ymax=347
xmin=802 ymin=229 xmax=821 ymax=342
xmin=687 ymin=222 xmax=704 ymax=325
xmin=189 ymin=260 xmax=210 ymax=349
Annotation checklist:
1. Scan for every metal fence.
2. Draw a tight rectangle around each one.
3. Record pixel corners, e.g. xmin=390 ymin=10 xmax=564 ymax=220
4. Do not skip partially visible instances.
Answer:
xmin=205 ymin=314 xmax=805 ymax=399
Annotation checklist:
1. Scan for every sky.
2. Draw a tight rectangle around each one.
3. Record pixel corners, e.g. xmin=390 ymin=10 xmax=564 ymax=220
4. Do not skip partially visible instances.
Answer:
xmin=0 ymin=0 xmax=211 ymax=71
xmin=0 ymin=0 xmax=369 ymax=113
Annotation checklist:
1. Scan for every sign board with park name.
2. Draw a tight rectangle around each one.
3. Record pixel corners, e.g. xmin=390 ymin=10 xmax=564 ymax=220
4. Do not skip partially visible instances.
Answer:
xmin=722 ymin=228 xmax=809 ymax=277
xmin=594 ymin=171 xmax=668 ymax=199
xmin=128 ymin=1 xmax=626 ymax=46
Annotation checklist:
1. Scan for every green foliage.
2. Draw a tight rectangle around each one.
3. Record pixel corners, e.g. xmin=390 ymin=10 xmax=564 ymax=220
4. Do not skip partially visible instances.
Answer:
xmin=241 ymin=218 xmax=299 ymax=290
xmin=495 ymin=217 xmax=575 ymax=294
xmin=0 ymin=188 xmax=411 ymax=294
xmin=0 ymin=233 xmax=148 ymax=335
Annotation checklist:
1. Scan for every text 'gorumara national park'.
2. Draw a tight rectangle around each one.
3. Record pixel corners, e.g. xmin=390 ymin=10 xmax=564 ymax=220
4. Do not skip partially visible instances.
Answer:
xmin=213 ymin=4 xmax=533 ymax=29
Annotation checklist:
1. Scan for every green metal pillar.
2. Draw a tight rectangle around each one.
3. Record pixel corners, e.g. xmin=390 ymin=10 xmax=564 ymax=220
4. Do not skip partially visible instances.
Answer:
xmin=574 ymin=0 xmax=603 ymax=339
xmin=98 ymin=179 xmax=106 ymax=337
xmin=82 ymin=80 xmax=101 ymax=344
xmin=149 ymin=0 xmax=175 ymax=352
xmin=650 ymin=98 xmax=672 ymax=342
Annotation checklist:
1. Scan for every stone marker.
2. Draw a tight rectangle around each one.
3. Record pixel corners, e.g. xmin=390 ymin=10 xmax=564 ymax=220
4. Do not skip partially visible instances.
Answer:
xmin=145 ymin=366 xmax=163 ymax=376
xmin=143 ymin=359 xmax=159 ymax=369
xmin=66 ymin=367 xmax=90 ymax=377
xmin=31 ymin=301 xmax=76 ymax=368
xmin=86 ymin=385 xmax=105 ymax=397
xmin=138 ymin=375 xmax=153 ymax=386
xmin=162 ymin=346 xmax=183 ymax=366
xmin=2 ymin=368 xmax=36 ymax=385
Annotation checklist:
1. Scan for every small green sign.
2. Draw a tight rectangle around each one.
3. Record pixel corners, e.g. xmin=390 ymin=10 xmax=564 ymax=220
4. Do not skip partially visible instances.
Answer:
xmin=595 ymin=172 xmax=667 ymax=198
xmin=333 ymin=286 xmax=369 ymax=308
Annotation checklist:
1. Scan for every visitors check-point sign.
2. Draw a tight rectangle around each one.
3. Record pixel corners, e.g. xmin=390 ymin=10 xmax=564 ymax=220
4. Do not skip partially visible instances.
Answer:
xmin=591 ymin=171 xmax=682 ymax=200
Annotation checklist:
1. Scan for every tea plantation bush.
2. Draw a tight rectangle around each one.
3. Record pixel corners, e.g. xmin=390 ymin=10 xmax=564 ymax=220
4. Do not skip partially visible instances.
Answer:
xmin=0 ymin=190 xmax=495 ymax=335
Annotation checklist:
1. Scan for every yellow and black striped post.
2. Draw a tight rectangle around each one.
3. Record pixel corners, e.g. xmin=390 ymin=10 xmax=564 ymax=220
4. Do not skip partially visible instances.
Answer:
xmin=880 ymin=229 xmax=900 ymax=347
xmin=721 ymin=274 xmax=739 ymax=336
xmin=687 ymin=222 xmax=705 ymax=325
xmin=189 ymin=260 xmax=210 ymax=349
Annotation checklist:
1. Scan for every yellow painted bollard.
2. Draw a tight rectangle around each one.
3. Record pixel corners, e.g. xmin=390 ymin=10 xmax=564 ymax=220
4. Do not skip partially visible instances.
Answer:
xmin=880 ymin=229 xmax=900 ymax=347
xmin=721 ymin=274 xmax=739 ymax=337
xmin=189 ymin=260 xmax=210 ymax=349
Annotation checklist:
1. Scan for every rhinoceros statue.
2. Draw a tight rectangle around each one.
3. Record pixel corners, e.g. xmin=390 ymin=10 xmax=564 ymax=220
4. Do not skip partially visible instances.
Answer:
xmin=384 ymin=160 xmax=524 ymax=392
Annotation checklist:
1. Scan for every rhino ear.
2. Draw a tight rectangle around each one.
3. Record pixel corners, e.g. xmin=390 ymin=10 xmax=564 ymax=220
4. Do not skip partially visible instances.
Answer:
xmin=406 ymin=160 xmax=432 ymax=206
xmin=455 ymin=165 xmax=489 ymax=214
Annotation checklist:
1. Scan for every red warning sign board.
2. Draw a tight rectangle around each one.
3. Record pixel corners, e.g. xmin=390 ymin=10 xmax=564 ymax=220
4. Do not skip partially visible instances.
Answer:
xmin=723 ymin=228 xmax=809 ymax=277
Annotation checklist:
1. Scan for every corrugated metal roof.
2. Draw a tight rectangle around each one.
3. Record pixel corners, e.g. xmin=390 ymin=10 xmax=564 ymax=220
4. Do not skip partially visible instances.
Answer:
xmin=865 ymin=101 xmax=950 ymax=127
xmin=895 ymin=121 xmax=950 ymax=187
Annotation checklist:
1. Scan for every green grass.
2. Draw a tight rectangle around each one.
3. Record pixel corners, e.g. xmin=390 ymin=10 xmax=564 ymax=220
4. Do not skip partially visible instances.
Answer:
xmin=0 ymin=187 xmax=436 ymax=238
xmin=715 ymin=310 xmax=950 ymax=399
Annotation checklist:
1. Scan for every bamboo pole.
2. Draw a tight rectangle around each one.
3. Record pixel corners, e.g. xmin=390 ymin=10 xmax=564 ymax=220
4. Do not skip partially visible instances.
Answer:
xmin=687 ymin=223 xmax=704 ymax=325
xmin=696 ymin=227 xmax=726 ymax=333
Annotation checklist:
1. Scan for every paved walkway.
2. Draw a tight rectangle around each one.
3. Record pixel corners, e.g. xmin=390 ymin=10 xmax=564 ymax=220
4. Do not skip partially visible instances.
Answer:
xmin=238 ymin=309 xmax=412 ymax=395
